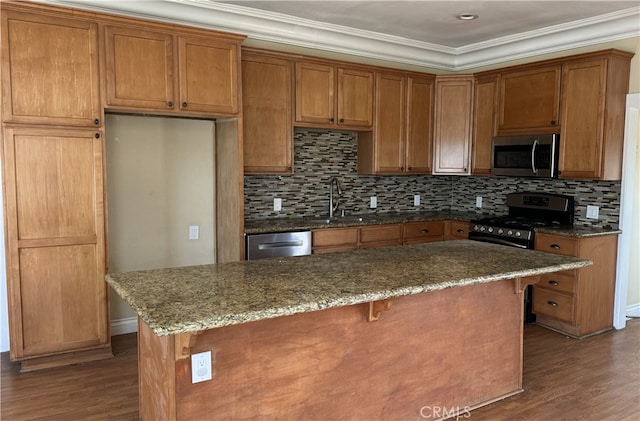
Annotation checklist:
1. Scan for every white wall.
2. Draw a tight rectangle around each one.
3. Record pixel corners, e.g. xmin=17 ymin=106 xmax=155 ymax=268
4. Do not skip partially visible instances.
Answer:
xmin=105 ymin=115 xmax=216 ymax=323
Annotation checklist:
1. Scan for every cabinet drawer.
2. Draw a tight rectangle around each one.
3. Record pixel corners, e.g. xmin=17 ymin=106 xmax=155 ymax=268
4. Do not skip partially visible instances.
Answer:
xmin=539 ymin=272 xmax=575 ymax=294
xmin=535 ymin=234 xmax=578 ymax=257
xmin=449 ymin=220 xmax=469 ymax=239
xmin=404 ymin=221 xmax=445 ymax=239
xmin=533 ymin=288 xmax=574 ymax=323
xmin=312 ymin=228 xmax=358 ymax=248
xmin=359 ymin=224 xmax=402 ymax=245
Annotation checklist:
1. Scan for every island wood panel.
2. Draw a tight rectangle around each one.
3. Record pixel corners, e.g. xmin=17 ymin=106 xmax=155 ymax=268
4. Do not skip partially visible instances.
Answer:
xmin=137 ymin=278 xmax=527 ymax=420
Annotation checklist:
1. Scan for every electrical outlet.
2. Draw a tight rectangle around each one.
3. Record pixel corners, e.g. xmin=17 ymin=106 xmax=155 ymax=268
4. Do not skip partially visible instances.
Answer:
xmin=414 ymin=194 xmax=420 ymax=207
xmin=188 ymin=225 xmax=199 ymax=240
xmin=191 ymin=351 xmax=212 ymax=383
xmin=476 ymin=196 xmax=483 ymax=208
xmin=586 ymin=205 xmax=600 ymax=219
xmin=274 ymin=198 xmax=282 ymax=212
xmin=370 ymin=196 xmax=377 ymax=209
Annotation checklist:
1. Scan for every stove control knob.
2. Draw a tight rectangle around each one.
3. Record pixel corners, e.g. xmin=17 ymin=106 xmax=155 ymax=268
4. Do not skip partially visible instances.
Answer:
xmin=507 ymin=230 xmax=513 ymax=236
xmin=473 ymin=225 xmax=480 ymax=231
xmin=488 ymin=227 xmax=494 ymax=233
xmin=515 ymin=231 xmax=521 ymax=237
xmin=480 ymin=226 xmax=485 ymax=232
xmin=497 ymin=228 xmax=504 ymax=234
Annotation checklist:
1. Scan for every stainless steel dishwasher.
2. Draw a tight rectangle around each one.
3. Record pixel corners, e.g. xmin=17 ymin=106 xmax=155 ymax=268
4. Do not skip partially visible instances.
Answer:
xmin=245 ymin=231 xmax=312 ymax=260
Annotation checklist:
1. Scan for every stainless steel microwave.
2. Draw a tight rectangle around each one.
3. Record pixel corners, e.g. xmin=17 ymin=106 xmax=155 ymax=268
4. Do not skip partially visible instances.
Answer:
xmin=491 ymin=134 xmax=559 ymax=178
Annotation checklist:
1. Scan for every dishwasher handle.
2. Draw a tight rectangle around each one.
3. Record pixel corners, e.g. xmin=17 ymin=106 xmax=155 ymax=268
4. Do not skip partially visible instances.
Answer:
xmin=258 ymin=240 xmax=304 ymax=250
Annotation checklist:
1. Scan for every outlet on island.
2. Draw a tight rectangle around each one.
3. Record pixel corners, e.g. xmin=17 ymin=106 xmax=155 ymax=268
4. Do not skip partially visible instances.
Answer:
xmin=370 ymin=196 xmax=377 ymax=209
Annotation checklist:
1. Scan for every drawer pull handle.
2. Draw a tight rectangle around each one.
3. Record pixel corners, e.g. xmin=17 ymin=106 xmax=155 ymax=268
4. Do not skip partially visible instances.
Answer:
xmin=548 ymin=280 xmax=559 ymax=286
xmin=457 ymin=229 xmax=465 ymax=234
xmin=421 ymin=229 xmax=429 ymax=233
xmin=547 ymin=300 xmax=558 ymax=307
xmin=550 ymin=244 xmax=561 ymax=249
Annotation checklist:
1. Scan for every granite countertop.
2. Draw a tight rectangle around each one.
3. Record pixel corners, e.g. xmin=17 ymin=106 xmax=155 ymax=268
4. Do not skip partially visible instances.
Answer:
xmin=244 ymin=211 xmax=620 ymax=238
xmin=244 ymin=211 xmax=486 ymax=234
xmin=106 ymin=240 xmax=590 ymax=336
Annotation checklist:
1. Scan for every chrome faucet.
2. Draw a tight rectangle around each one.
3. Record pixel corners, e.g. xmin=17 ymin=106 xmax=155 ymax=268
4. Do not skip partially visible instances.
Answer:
xmin=328 ymin=177 xmax=343 ymax=218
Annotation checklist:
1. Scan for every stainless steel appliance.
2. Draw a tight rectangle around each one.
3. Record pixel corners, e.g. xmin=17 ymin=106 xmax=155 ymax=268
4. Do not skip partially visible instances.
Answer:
xmin=245 ymin=231 xmax=312 ymax=260
xmin=491 ymin=134 xmax=559 ymax=178
xmin=469 ymin=192 xmax=575 ymax=322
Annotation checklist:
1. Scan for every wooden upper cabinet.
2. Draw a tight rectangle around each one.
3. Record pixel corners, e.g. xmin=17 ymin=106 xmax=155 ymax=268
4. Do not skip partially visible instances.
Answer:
xmin=370 ymin=73 xmax=406 ymax=173
xmin=497 ymin=64 xmax=561 ymax=134
xmin=406 ymin=77 xmax=435 ymax=174
xmin=242 ymin=51 xmax=293 ymax=174
xmin=295 ymin=61 xmax=373 ymax=129
xmin=178 ymin=36 xmax=238 ymax=115
xmin=559 ymin=52 xmax=632 ymax=180
xmin=1 ymin=11 xmax=101 ymax=127
xmin=2 ymin=126 xmax=109 ymax=361
xmin=103 ymin=27 xmax=240 ymax=116
xmin=359 ymin=73 xmax=433 ymax=175
xmin=104 ymin=26 xmax=175 ymax=110
xmin=337 ymin=68 xmax=374 ymax=127
xmin=433 ymin=75 xmax=473 ymax=175
xmin=472 ymin=74 xmax=498 ymax=175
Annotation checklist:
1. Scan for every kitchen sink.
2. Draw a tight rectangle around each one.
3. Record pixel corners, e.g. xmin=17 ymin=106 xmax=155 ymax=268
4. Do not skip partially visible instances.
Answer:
xmin=310 ymin=215 xmax=378 ymax=224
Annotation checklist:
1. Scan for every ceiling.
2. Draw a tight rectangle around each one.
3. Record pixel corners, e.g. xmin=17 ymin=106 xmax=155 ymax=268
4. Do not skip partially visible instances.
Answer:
xmin=47 ymin=0 xmax=640 ymax=71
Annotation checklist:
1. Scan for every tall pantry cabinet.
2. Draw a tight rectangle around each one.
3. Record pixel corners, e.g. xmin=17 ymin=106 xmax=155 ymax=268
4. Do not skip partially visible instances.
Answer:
xmin=1 ymin=5 xmax=111 ymax=370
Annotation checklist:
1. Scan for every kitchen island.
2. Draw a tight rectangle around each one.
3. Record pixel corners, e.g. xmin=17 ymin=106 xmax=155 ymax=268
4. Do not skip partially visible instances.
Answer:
xmin=106 ymin=240 xmax=590 ymax=420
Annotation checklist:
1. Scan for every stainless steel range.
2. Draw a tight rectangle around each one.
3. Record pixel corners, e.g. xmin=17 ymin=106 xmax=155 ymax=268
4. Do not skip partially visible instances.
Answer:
xmin=469 ymin=192 xmax=574 ymax=249
xmin=469 ymin=192 xmax=575 ymax=324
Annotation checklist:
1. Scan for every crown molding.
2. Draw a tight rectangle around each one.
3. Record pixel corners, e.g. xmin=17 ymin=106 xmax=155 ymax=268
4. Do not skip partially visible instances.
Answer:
xmin=42 ymin=0 xmax=640 ymax=71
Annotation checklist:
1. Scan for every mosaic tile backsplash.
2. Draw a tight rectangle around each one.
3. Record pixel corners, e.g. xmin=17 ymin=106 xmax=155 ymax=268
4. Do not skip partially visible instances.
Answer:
xmin=244 ymin=130 xmax=620 ymax=229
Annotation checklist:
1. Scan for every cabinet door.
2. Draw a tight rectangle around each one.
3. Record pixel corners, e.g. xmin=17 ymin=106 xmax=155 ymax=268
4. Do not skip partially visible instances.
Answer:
xmin=559 ymin=59 xmax=606 ymax=179
xmin=403 ymin=221 xmax=445 ymax=244
xmin=433 ymin=77 xmax=473 ymax=174
xmin=498 ymin=65 xmax=561 ymax=134
xmin=295 ymin=62 xmax=335 ymax=124
xmin=405 ymin=77 xmax=434 ymax=174
xmin=374 ymin=73 xmax=406 ymax=173
xmin=178 ymin=36 xmax=239 ymax=115
xmin=337 ymin=68 xmax=373 ymax=127
xmin=2 ymin=127 xmax=108 ymax=359
xmin=472 ymin=75 xmax=498 ymax=175
xmin=1 ymin=11 xmax=101 ymax=127
xmin=104 ymin=26 xmax=175 ymax=111
xmin=242 ymin=53 xmax=293 ymax=173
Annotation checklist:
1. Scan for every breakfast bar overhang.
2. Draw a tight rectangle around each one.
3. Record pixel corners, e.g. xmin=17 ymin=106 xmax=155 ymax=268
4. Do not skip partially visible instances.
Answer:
xmin=106 ymin=240 xmax=590 ymax=420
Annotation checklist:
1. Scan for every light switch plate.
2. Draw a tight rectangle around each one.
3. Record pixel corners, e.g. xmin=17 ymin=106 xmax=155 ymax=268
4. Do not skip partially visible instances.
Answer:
xmin=414 ymin=194 xmax=420 ymax=207
xmin=370 ymin=196 xmax=377 ymax=209
xmin=191 ymin=351 xmax=212 ymax=383
xmin=274 ymin=198 xmax=282 ymax=212
xmin=586 ymin=205 xmax=599 ymax=219
xmin=188 ymin=225 xmax=199 ymax=240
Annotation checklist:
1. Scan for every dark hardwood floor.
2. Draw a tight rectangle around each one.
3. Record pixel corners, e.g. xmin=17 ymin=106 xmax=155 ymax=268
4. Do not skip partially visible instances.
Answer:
xmin=2 ymin=320 xmax=639 ymax=420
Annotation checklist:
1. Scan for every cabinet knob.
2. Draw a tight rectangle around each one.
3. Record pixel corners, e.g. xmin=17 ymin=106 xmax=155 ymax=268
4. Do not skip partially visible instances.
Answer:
xmin=329 ymin=117 xmax=335 ymax=123
xmin=182 ymin=101 xmax=188 ymax=108
xmin=400 ymin=166 xmax=404 ymax=171
xmin=548 ymin=280 xmax=559 ymax=286
xmin=167 ymin=101 xmax=173 ymax=107
xmin=94 ymin=133 xmax=100 ymax=139
xmin=550 ymin=120 xmax=556 ymax=126
xmin=547 ymin=300 xmax=558 ymax=307
xmin=463 ymin=168 xmax=467 ymax=172
xmin=550 ymin=244 xmax=560 ymax=250
xmin=93 ymin=118 xmax=100 ymax=125
xmin=339 ymin=118 xmax=344 ymax=123
xmin=421 ymin=229 xmax=429 ymax=234
xmin=407 ymin=166 xmax=412 ymax=171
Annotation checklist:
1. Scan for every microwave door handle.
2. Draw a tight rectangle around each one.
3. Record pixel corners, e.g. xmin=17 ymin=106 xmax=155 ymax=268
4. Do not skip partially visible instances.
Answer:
xmin=531 ymin=139 xmax=538 ymax=174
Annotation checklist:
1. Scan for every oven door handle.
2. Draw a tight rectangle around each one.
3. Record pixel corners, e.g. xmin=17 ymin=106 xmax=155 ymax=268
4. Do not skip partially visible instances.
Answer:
xmin=469 ymin=235 xmax=529 ymax=249
xmin=531 ymin=139 xmax=539 ymax=175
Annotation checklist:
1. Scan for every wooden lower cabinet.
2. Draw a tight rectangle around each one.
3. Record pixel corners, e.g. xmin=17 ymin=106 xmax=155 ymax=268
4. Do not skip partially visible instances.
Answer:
xmin=403 ymin=221 xmax=445 ymax=244
xmin=359 ymin=224 xmax=402 ymax=249
xmin=312 ymin=224 xmax=401 ymax=253
xmin=2 ymin=126 xmax=111 ymax=370
xmin=446 ymin=220 xmax=470 ymax=240
xmin=533 ymin=233 xmax=618 ymax=338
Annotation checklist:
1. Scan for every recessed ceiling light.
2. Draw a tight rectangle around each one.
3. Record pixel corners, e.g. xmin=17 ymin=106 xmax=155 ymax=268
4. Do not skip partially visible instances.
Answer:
xmin=456 ymin=13 xmax=478 ymax=21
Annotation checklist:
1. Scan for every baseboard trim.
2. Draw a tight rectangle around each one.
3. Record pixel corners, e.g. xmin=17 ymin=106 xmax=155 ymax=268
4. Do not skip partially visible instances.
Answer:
xmin=627 ymin=303 xmax=640 ymax=318
xmin=110 ymin=317 xmax=138 ymax=336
